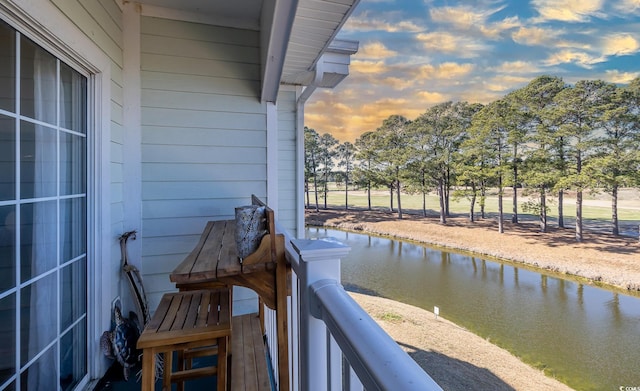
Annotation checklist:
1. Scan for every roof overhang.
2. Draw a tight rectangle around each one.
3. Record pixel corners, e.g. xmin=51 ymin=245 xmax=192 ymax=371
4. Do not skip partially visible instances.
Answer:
xmin=131 ymin=0 xmax=360 ymax=103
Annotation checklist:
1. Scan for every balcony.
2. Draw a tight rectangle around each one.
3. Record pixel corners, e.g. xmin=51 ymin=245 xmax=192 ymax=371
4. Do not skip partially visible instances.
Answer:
xmin=98 ymin=219 xmax=442 ymax=391
xmin=257 ymin=222 xmax=443 ymax=391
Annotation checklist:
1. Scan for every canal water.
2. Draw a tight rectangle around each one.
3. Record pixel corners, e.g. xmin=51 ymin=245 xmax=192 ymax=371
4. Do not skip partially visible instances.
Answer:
xmin=306 ymin=227 xmax=640 ymax=391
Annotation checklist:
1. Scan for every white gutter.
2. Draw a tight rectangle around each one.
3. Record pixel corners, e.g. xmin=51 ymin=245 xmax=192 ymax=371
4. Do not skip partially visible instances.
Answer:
xmin=297 ymin=57 xmax=324 ymax=106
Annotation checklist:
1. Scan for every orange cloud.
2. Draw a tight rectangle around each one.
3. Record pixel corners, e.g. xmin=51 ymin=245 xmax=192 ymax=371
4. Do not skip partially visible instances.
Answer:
xmin=603 ymin=70 xmax=640 ymax=83
xmin=532 ymin=0 xmax=604 ymax=22
xmin=415 ymin=91 xmax=448 ymax=103
xmin=544 ymin=49 xmax=603 ymax=68
xmin=351 ymin=60 xmax=389 ymax=75
xmin=417 ymin=62 xmax=475 ymax=79
xmin=356 ymin=42 xmax=398 ymax=59
xmin=491 ymin=61 xmax=540 ymax=74
xmin=602 ymin=34 xmax=640 ymax=56
xmin=417 ymin=31 xmax=487 ymax=57
xmin=512 ymin=26 xmax=560 ymax=46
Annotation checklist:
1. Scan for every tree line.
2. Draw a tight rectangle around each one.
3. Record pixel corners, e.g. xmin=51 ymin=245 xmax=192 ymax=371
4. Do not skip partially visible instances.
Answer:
xmin=304 ymin=75 xmax=640 ymax=241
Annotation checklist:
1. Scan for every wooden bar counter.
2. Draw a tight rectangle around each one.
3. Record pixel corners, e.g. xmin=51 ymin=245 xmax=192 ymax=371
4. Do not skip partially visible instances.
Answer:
xmin=169 ymin=198 xmax=289 ymax=391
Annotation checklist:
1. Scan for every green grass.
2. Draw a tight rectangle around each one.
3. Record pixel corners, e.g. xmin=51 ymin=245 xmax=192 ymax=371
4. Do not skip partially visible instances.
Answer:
xmin=311 ymin=186 xmax=640 ymax=222
xmin=379 ymin=312 xmax=403 ymax=323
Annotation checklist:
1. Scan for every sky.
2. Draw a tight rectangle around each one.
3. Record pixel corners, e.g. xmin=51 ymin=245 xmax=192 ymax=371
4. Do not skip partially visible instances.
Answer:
xmin=305 ymin=0 xmax=640 ymax=143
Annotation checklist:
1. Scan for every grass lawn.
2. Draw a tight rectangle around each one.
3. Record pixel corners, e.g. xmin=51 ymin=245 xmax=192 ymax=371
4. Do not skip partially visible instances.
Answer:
xmin=310 ymin=186 xmax=640 ymax=223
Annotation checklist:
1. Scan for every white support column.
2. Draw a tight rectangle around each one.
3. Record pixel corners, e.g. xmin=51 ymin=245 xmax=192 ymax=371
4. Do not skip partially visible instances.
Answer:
xmin=266 ymin=101 xmax=278 ymax=211
xmin=291 ymin=238 xmax=351 ymax=391
xmin=122 ymin=1 xmax=142 ymax=267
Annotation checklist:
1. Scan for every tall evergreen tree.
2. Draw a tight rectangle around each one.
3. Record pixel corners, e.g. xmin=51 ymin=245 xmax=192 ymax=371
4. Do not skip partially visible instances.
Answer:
xmin=374 ymin=115 xmax=411 ymax=219
xmin=587 ymin=79 xmax=640 ymax=235
xmin=553 ymin=80 xmax=614 ymax=241
xmin=303 ymin=126 xmax=321 ymax=212
xmin=354 ymin=131 xmax=380 ymax=211
xmin=318 ymin=133 xmax=339 ymax=209
xmin=336 ymin=141 xmax=355 ymax=210
xmin=517 ymin=76 xmax=566 ymax=232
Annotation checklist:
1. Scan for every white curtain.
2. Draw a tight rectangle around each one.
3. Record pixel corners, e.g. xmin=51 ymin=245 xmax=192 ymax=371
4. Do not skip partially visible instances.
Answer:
xmin=27 ymin=48 xmax=58 ymax=390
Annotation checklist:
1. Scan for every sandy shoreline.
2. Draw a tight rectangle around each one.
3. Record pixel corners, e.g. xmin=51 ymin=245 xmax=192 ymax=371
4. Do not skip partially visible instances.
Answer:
xmin=349 ymin=292 xmax=573 ymax=391
xmin=306 ymin=208 xmax=640 ymax=390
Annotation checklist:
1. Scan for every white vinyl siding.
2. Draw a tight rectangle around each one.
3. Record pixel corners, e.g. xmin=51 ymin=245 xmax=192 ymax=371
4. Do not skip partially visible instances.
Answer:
xmin=277 ymin=89 xmax=298 ymax=236
xmin=139 ymin=16 xmax=266 ymax=310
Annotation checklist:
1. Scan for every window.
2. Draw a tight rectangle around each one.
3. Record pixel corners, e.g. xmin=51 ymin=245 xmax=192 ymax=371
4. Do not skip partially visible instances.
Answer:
xmin=0 ymin=18 xmax=88 ymax=391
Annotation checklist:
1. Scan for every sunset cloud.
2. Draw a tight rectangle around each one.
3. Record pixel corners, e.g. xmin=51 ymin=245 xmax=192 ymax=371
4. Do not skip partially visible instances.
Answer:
xmin=305 ymin=0 xmax=640 ymax=143
xmin=603 ymin=69 xmax=640 ymax=83
xmin=417 ymin=62 xmax=475 ymax=79
xmin=601 ymin=34 xmax=640 ymax=56
xmin=512 ymin=26 xmax=561 ymax=46
xmin=544 ymin=49 xmax=604 ymax=68
xmin=613 ymin=0 xmax=640 ymax=14
xmin=416 ymin=32 xmax=488 ymax=57
xmin=351 ymin=60 xmax=390 ymax=75
xmin=491 ymin=61 xmax=541 ymax=75
xmin=415 ymin=91 xmax=448 ymax=103
xmin=356 ymin=42 xmax=398 ymax=59
xmin=532 ymin=0 xmax=605 ymax=22
xmin=428 ymin=4 xmax=519 ymax=38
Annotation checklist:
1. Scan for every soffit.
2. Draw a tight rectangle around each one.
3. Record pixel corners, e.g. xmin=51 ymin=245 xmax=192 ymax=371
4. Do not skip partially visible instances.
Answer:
xmin=135 ymin=0 xmax=359 ymax=87
xmin=281 ymin=0 xmax=359 ymax=86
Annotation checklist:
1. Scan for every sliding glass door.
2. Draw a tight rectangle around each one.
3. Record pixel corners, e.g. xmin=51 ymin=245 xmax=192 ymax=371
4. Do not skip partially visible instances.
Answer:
xmin=0 ymin=18 xmax=88 ymax=391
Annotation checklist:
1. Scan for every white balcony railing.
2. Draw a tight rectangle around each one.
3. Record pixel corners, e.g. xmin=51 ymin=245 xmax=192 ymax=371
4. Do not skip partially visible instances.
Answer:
xmin=263 ymin=228 xmax=443 ymax=391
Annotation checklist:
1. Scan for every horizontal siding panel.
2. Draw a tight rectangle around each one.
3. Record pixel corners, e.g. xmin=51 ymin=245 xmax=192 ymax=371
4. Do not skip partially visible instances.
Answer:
xmin=142 ymin=71 xmax=260 ymax=97
xmin=142 ymin=144 xmax=265 ymax=164
xmin=141 ymin=34 xmax=258 ymax=65
xmin=110 ymin=61 xmax=123 ymax=87
xmin=142 ymin=127 xmax=265 ymax=147
xmin=110 ymin=100 xmax=123 ymax=126
xmin=110 ymin=141 xmax=123 ymax=163
xmin=110 ymin=183 xmax=123 ymax=203
xmin=111 ymin=121 xmax=123 ymax=144
xmin=141 ymin=90 xmax=265 ymax=114
xmin=110 ymin=201 xmax=124 ymax=225
xmin=143 ymin=199 xmax=235 ymax=219
xmin=278 ymin=111 xmax=296 ymax=121
xmin=141 ymin=254 xmax=186 ymax=275
xmin=80 ymin=0 xmax=123 ymax=47
xmin=142 ymin=181 xmax=266 ymax=200
xmin=141 ymin=107 xmax=265 ymax=130
xmin=99 ymin=0 xmax=123 ymax=30
xmin=141 ymin=53 xmax=260 ymax=80
xmin=51 ymin=0 xmax=123 ymax=66
xmin=140 ymin=235 xmax=199 ymax=257
xmin=110 ymin=79 xmax=123 ymax=107
xmin=110 ymin=162 xmax=123 ymax=183
xmin=142 ymin=162 xmax=265 ymax=181
xmin=141 ymin=17 xmax=258 ymax=47
xmin=142 ymin=217 xmax=213 ymax=237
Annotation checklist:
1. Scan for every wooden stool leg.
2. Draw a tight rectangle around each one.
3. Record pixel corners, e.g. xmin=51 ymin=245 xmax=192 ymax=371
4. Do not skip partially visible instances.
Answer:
xmin=176 ymin=350 xmax=185 ymax=391
xmin=217 ymin=336 xmax=228 ymax=391
xmin=141 ymin=348 xmax=155 ymax=391
xmin=163 ymin=351 xmax=173 ymax=390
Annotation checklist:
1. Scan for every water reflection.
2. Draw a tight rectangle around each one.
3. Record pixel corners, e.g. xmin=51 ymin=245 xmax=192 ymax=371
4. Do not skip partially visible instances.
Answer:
xmin=306 ymin=227 xmax=640 ymax=391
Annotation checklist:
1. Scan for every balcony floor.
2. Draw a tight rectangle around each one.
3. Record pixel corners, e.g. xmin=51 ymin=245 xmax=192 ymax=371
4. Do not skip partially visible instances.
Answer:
xmin=94 ymin=355 xmax=221 ymax=391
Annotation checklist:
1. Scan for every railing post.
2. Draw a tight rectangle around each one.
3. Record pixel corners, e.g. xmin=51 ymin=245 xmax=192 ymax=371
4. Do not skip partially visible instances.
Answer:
xmin=291 ymin=238 xmax=351 ymax=391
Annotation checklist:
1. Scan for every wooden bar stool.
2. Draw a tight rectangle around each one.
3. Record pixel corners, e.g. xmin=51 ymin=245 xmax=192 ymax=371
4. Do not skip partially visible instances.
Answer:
xmin=137 ymin=289 xmax=231 ymax=391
